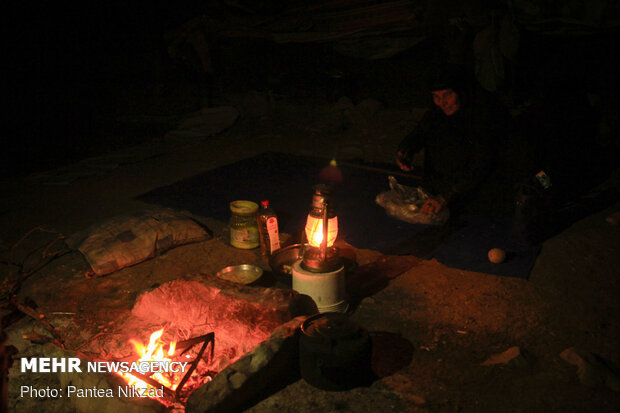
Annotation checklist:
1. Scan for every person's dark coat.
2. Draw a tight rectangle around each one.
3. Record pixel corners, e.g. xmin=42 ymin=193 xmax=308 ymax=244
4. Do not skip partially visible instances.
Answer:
xmin=398 ymin=85 xmax=514 ymax=208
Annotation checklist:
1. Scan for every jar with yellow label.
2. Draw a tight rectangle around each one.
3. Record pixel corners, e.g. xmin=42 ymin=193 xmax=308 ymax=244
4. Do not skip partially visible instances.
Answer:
xmin=229 ymin=200 xmax=259 ymax=249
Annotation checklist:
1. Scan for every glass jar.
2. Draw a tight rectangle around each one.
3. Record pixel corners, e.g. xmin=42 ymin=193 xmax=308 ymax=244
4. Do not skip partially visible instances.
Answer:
xmin=229 ymin=200 xmax=259 ymax=249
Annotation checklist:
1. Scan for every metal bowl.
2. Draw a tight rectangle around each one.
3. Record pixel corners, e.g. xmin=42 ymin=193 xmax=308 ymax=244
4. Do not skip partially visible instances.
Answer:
xmin=269 ymin=243 xmax=305 ymax=285
xmin=216 ymin=264 xmax=263 ymax=285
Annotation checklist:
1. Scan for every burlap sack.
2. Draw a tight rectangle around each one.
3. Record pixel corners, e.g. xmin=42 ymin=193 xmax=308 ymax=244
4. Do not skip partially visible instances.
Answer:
xmin=67 ymin=208 xmax=211 ymax=277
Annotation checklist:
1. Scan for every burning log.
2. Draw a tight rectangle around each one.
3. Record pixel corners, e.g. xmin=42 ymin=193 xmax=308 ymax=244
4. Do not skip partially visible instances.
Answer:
xmin=114 ymin=329 xmax=215 ymax=406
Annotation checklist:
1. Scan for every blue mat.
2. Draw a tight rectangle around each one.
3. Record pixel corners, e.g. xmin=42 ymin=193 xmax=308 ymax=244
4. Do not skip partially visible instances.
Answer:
xmin=136 ymin=152 xmax=539 ymax=279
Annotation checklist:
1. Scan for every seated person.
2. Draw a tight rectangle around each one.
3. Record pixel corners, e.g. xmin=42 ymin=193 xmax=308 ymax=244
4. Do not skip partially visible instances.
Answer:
xmin=398 ymin=70 xmax=617 ymax=245
xmin=396 ymin=69 xmax=514 ymax=217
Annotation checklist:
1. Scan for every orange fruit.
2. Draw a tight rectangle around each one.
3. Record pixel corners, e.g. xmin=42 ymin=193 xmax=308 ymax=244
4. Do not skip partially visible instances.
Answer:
xmin=488 ymin=248 xmax=506 ymax=264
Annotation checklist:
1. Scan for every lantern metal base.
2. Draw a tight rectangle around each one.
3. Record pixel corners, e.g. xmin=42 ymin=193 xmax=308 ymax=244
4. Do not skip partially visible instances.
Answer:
xmin=292 ymin=259 xmax=348 ymax=314
xmin=301 ymin=246 xmax=341 ymax=273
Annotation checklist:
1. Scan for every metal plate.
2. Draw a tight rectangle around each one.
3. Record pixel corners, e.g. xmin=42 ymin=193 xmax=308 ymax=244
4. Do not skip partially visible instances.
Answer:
xmin=216 ymin=264 xmax=263 ymax=284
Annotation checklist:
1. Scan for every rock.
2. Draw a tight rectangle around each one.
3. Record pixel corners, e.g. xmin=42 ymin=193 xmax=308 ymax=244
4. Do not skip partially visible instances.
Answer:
xmin=481 ymin=346 xmax=530 ymax=367
xmin=357 ymin=98 xmax=384 ymax=118
xmin=250 ymin=346 xmax=272 ymax=371
xmin=332 ymin=96 xmax=355 ymax=112
xmin=360 ymin=296 xmax=376 ymax=306
xmin=410 ymin=395 xmax=426 ymax=405
xmin=228 ymin=371 xmax=247 ymax=390
xmin=315 ymin=98 xmax=354 ymax=134
xmin=560 ymin=347 xmax=620 ymax=392
xmin=605 ymin=211 xmax=620 ymax=226
xmin=186 ymin=316 xmax=306 ymax=413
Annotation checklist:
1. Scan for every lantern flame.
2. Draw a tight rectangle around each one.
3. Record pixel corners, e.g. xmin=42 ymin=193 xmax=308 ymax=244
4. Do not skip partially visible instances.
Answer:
xmin=310 ymin=222 xmax=324 ymax=245
xmin=305 ymin=215 xmax=338 ymax=248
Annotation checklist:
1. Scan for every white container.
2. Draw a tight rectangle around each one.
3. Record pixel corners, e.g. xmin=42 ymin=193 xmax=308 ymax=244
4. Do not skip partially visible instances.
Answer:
xmin=292 ymin=259 xmax=347 ymax=313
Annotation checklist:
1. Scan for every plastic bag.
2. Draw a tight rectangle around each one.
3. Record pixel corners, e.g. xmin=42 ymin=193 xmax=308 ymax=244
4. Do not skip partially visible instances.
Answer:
xmin=375 ymin=176 xmax=450 ymax=225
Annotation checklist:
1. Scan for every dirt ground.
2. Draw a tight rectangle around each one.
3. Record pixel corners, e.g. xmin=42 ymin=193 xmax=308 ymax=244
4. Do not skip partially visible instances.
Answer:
xmin=1 ymin=86 xmax=619 ymax=413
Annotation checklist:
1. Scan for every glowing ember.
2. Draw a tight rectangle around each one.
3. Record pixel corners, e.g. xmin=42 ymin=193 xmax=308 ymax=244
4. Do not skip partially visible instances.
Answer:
xmin=118 ymin=329 xmax=180 ymax=393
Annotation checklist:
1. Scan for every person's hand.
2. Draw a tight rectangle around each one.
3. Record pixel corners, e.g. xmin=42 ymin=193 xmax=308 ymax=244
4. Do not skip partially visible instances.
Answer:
xmin=396 ymin=151 xmax=413 ymax=172
xmin=420 ymin=196 xmax=447 ymax=215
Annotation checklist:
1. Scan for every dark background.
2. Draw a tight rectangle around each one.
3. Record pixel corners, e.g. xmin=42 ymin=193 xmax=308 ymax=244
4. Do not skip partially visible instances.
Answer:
xmin=5 ymin=1 xmax=619 ymax=178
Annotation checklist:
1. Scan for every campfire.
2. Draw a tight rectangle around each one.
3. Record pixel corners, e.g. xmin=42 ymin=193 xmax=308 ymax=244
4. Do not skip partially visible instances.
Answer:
xmin=115 ymin=328 xmax=215 ymax=407
xmin=61 ymin=275 xmax=305 ymax=412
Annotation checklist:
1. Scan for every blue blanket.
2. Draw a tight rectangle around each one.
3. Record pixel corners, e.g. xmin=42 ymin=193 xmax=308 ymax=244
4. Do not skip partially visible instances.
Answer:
xmin=137 ymin=152 xmax=539 ymax=279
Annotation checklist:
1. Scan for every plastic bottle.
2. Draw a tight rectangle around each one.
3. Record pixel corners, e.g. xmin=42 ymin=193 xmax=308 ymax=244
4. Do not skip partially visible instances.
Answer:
xmin=257 ymin=200 xmax=281 ymax=255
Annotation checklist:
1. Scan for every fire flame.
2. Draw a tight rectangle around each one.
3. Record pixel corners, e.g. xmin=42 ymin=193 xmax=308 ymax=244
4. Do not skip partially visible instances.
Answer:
xmin=305 ymin=215 xmax=338 ymax=247
xmin=310 ymin=222 xmax=324 ymax=245
xmin=119 ymin=329 xmax=179 ymax=392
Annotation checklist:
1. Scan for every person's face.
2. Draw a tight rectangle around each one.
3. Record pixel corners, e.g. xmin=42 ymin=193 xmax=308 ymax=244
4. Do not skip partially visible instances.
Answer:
xmin=432 ymin=88 xmax=461 ymax=116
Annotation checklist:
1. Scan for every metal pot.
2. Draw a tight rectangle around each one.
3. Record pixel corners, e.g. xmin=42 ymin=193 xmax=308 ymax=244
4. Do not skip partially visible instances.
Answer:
xmin=299 ymin=312 xmax=372 ymax=390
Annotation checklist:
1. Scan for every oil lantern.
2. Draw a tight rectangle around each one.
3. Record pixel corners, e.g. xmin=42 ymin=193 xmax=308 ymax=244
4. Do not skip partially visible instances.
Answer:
xmin=292 ymin=184 xmax=347 ymax=313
